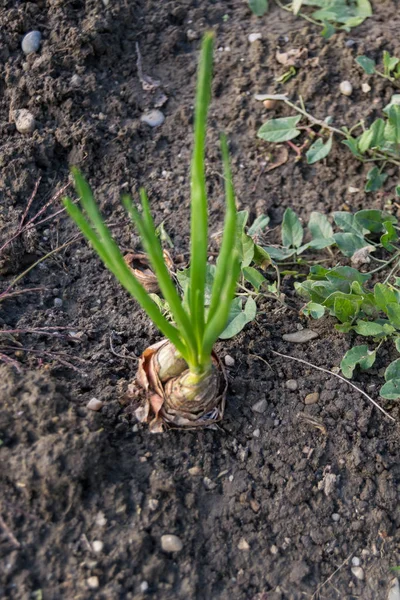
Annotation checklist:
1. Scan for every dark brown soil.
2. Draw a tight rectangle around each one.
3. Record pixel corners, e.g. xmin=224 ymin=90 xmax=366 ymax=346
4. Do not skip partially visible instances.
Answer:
xmin=1 ymin=1 xmax=400 ymax=599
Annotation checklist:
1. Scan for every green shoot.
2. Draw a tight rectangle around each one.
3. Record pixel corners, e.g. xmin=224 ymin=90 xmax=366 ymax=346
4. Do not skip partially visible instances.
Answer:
xmin=64 ymin=32 xmax=240 ymax=377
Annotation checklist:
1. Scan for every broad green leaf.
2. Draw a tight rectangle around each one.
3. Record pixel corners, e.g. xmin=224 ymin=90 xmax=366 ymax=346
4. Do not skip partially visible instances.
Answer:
xmin=249 ymin=0 xmax=268 ymax=16
xmin=248 ymin=214 xmax=270 ymax=236
xmin=374 ymin=283 xmax=398 ymax=313
xmin=387 ymin=302 xmax=400 ymax=329
xmin=384 ymin=104 xmax=400 ymax=144
xmin=354 ymin=209 xmax=387 ymax=233
xmin=352 ymin=320 xmax=388 ymax=337
xmin=383 ymin=51 xmax=399 ymax=75
xmin=369 ymin=118 xmax=386 ymax=148
xmin=383 ymin=94 xmax=400 ymax=115
xmin=333 ymin=212 xmax=365 ymax=235
xmin=356 ymin=0 xmax=372 ymax=17
xmin=334 ymin=296 xmax=360 ymax=323
xmin=333 ymin=232 xmax=369 ymax=257
xmin=396 ymin=185 xmax=400 ymax=197
xmin=380 ymin=379 xmax=400 ymax=400
xmin=308 ymin=211 xmax=334 ymax=241
xmin=357 ymin=128 xmax=374 ymax=154
xmin=257 ymin=116 xmax=301 ymax=143
xmin=241 ymin=233 xmax=255 ymax=267
xmin=395 ymin=337 xmax=400 ymax=352
xmin=356 ymin=55 xmax=375 ymax=75
xmin=306 ymin=136 xmax=333 ymax=164
xmin=219 ymin=297 xmax=256 ymax=339
xmin=342 ymin=137 xmax=363 ymax=158
xmin=253 ymin=244 xmax=271 ymax=268
xmin=282 ymin=207 xmax=303 ymax=248
xmin=384 ymin=358 xmax=400 ymax=381
xmin=243 ymin=266 xmax=266 ymax=291
xmin=263 ymin=246 xmax=295 ymax=261
xmin=365 ymin=167 xmax=388 ymax=193
xmin=381 ymin=221 xmax=398 ymax=251
xmin=321 ymin=22 xmax=336 ymax=39
xmin=341 ymin=345 xmax=376 ymax=378
xmin=302 ymin=302 xmax=325 ymax=319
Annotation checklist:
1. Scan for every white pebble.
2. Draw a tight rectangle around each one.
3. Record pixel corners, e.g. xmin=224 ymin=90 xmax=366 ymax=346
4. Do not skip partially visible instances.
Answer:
xmin=351 ymin=566 xmax=365 ymax=580
xmin=92 ymin=540 xmax=104 ymax=553
xmin=53 ymin=297 xmax=63 ymax=308
xmin=161 ymin=534 xmax=183 ymax=553
xmin=87 ymin=576 xmax=99 ymax=589
xmin=148 ymin=498 xmax=159 ymax=511
xmin=14 ymin=109 xmax=36 ymax=134
xmin=252 ymin=399 xmax=267 ymax=413
xmin=248 ymin=33 xmax=262 ymax=43
xmin=388 ymin=578 xmax=400 ymax=600
xmin=224 ymin=354 xmax=235 ymax=367
xmin=140 ymin=581 xmax=149 ymax=592
xmin=87 ymin=398 xmax=104 ymax=411
xmin=253 ymin=428 xmax=260 ymax=438
xmin=362 ymin=83 xmax=371 ymax=93
xmin=238 ymin=538 xmax=250 ymax=550
xmin=21 ymin=31 xmax=41 ymax=54
xmin=332 ymin=513 xmax=340 ymax=522
xmin=71 ymin=74 xmax=83 ymax=87
xmin=140 ymin=110 xmax=165 ymax=127
xmin=270 ymin=544 xmax=278 ymax=555
xmin=286 ymin=379 xmax=298 ymax=391
xmin=340 ymin=81 xmax=353 ymax=96
xmin=352 ymin=557 xmax=361 ymax=566
xmin=186 ymin=29 xmax=199 ymax=41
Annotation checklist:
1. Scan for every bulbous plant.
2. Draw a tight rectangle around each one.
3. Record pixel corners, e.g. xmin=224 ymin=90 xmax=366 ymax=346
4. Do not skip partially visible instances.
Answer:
xmin=64 ymin=33 xmax=240 ymax=430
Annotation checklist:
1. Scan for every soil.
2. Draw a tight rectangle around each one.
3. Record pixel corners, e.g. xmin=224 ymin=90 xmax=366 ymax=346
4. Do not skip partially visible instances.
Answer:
xmin=1 ymin=1 xmax=400 ymax=599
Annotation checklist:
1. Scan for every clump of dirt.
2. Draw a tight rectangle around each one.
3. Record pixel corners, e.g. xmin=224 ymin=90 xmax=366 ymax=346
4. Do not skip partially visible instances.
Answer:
xmin=1 ymin=1 xmax=400 ymax=599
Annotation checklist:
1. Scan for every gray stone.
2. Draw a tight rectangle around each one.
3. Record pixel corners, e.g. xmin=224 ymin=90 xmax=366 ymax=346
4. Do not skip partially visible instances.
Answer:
xmin=53 ymin=297 xmax=63 ymax=308
xmin=332 ymin=513 xmax=340 ymax=522
xmin=92 ymin=540 xmax=104 ymax=553
xmin=286 ymin=379 xmax=298 ymax=391
xmin=87 ymin=398 xmax=104 ymax=411
xmin=161 ymin=534 xmax=183 ymax=553
xmin=87 ymin=576 xmax=99 ymax=589
xmin=282 ymin=329 xmax=318 ymax=343
xmin=351 ymin=566 xmax=365 ymax=581
xmin=140 ymin=110 xmax=165 ymax=127
xmin=224 ymin=354 xmax=235 ymax=367
xmin=14 ymin=109 xmax=36 ymax=134
xmin=22 ymin=31 xmax=41 ymax=54
xmin=304 ymin=392 xmax=319 ymax=405
xmin=388 ymin=579 xmax=400 ymax=600
xmin=252 ymin=399 xmax=267 ymax=413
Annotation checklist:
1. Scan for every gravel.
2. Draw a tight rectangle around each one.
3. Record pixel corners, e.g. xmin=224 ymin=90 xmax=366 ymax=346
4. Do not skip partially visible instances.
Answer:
xmin=160 ymin=534 xmax=183 ymax=553
xmin=14 ymin=109 xmax=36 ymax=134
xmin=21 ymin=31 xmax=41 ymax=54
xmin=140 ymin=110 xmax=165 ymax=127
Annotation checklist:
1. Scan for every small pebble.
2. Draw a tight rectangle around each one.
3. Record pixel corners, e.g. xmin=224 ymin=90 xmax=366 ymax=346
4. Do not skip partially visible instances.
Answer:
xmin=286 ymin=379 xmax=298 ymax=391
xmin=332 ymin=513 xmax=340 ymax=522
xmin=140 ymin=110 xmax=165 ymax=127
xmin=270 ymin=545 xmax=278 ymax=555
xmin=95 ymin=512 xmax=107 ymax=527
xmin=263 ymin=99 xmax=277 ymax=110
xmin=21 ymin=31 xmax=41 ymax=54
xmin=87 ymin=398 xmax=104 ymax=411
xmin=161 ymin=534 xmax=183 ymax=553
xmin=362 ymin=83 xmax=371 ymax=93
xmin=188 ymin=466 xmax=202 ymax=476
xmin=148 ymin=498 xmax=159 ymax=511
xmin=92 ymin=540 xmax=104 ymax=553
xmin=388 ymin=579 xmax=400 ymax=600
xmin=186 ymin=29 xmax=199 ymax=41
xmin=351 ymin=566 xmax=365 ymax=581
xmin=53 ymin=297 xmax=63 ymax=308
xmin=348 ymin=186 xmax=360 ymax=193
xmin=248 ymin=33 xmax=262 ymax=43
xmin=203 ymin=477 xmax=217 ymax=490
xmin=224 ymin=354 xmax=235 ymax=367
xmin=304 ymin=392 xmax=319 ymax=405
xmin=14 ymin=109 xmax=36 ymax=134
xmin=71 ymin=74 xmax=83 ymax=87
xmin=352 ymin=557 xmax=361 ymax=567
xmin=87 ymin=576 xmax=99 ymax=589
xmin=282 ymin=329 xmax=318 ymax=343
xmin=252 ymin=399 xmax=267 ymax=413
xmin=340 ymin=81 xmax=353 ymax=96
xmin=253 ymin=428 xmax=260 ymax=438
xmin=238 ymin=538 xmax=250 ymax=551
xmin=345 ymin=39 xmax=356 ymax=48
xmin=140 ymin=581 xmax=149 ymax=593
xmin=250 ymin=499 xmax=260 ymax=513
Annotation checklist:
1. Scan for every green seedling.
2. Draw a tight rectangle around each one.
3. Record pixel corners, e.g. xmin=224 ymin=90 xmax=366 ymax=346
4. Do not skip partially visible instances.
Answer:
xmin=249 ymin=0 xmax=372 ymax=38
xmin=256 ymin=94 xmax=400 ymax=193
xmin=357 ymin=51 xmax=400 ymax=83
xmin=64 ymin=33 xmax=242 ymax=429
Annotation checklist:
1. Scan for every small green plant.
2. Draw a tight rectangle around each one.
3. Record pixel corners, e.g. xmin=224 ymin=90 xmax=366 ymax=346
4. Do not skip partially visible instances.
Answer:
xmin=357 ymin=51 xmax=400 ymax=83
xmin=64 ymin=33 xmax=241 ymax=430
xmin=256 ymin=94 xmax=400 ymax=193
xmin=249 ymin=0 xmax=372 ymax=38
